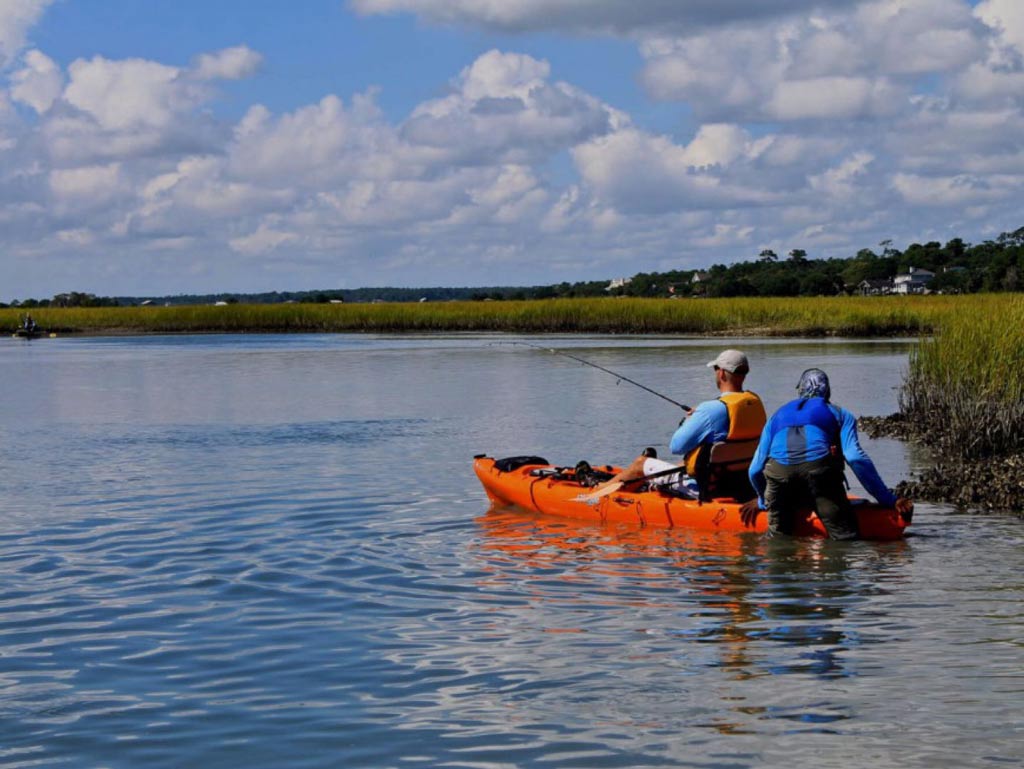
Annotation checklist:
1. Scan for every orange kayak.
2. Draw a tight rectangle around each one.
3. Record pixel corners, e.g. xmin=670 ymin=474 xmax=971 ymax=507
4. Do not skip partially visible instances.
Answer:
xmin=473 ymin=455 xmax=909 ymax=541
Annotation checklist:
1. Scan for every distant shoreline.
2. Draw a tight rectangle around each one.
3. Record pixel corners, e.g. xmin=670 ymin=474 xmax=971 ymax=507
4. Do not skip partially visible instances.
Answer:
xmin=0 ymin=294 xmax=988 ymax=337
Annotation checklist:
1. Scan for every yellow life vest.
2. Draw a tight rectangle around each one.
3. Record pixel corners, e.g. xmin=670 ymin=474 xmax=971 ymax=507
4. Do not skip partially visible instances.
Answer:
xmin=684 ymin=391 xmax=766 ymax=476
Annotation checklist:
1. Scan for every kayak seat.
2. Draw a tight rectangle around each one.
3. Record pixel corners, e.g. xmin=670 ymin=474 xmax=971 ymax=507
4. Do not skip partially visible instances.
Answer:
xmin=692 ymin=439 xmax=759 ymax=503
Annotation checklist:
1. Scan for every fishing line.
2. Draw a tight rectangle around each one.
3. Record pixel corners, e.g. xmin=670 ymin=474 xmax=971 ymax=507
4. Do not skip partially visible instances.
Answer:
xmin=500 ymin=341 xmax=690 ymax=412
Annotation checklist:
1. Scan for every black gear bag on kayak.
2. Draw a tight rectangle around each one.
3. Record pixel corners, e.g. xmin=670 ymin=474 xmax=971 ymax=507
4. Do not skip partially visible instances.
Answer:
xmin=493 ymin=455 xmax=549 ymax=472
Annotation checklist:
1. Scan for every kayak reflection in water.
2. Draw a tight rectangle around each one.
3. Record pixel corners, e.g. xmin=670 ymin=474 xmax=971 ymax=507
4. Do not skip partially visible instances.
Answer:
xmin=748 ymin=368 xmax=914 ymax=541
xmin=592 ymin=349 xmax=766 ymax=504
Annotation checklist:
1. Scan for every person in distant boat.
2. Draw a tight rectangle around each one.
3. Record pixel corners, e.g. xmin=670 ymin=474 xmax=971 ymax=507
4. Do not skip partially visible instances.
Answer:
xmin=23 ymin=314 xmax=35 ymax=331
xmin=747 ymin=368 xmax=914 ymax=540
xmin=595 ymin=349 xmax=766 ymax=501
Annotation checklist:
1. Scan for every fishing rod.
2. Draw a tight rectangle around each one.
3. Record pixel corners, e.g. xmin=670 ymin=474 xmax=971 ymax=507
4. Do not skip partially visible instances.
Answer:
xmin=503 ymin=341 xmax=690 ymax=412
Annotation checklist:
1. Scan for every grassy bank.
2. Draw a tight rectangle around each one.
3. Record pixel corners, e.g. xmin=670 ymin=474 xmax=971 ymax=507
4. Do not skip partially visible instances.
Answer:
xmin=0 ymin=294 xmax=1001 ymax=336
xmin=892 ymin=296 xmax=1024 ymax=512
xmin=900 ymin=296 xmax=1024 ymax=460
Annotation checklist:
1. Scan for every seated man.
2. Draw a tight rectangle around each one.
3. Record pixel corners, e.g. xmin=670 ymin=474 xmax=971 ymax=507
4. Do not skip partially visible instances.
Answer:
xmin=748 ymin=368 xmax=913 ymax=540
xmin=596 ymin=350 xmax=766 ymax=500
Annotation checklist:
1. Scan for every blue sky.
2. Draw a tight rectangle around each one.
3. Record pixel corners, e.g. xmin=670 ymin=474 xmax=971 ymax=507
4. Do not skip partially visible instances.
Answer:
xmin=1 ymin=0 xmax=1022 ymax=298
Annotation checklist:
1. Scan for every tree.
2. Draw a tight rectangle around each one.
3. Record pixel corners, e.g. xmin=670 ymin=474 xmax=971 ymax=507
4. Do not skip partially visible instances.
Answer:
xmin=788 ymin=248 xmax=808 ymax=264
xmin=710 ymin=276 xmax=758 ymax=297
xmin=944 ymin=237 xmax=967 ymax=260
xmin=758 ymin=249 xmax=778 ymax=263
xmin=799 ymin=271 xmax=837 ymax=296
xmin=758 ymin=272 xmax=800 ymax=297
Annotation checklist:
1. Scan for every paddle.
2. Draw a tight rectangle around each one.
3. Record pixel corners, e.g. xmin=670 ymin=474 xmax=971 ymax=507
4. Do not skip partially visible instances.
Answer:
xmin=573 ymin=464 xmax=690 ymax=504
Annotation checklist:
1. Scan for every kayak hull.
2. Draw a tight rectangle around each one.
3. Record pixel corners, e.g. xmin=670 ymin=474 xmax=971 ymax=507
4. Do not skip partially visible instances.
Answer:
xmin=473 ymin=456 xmax=908 ymax=541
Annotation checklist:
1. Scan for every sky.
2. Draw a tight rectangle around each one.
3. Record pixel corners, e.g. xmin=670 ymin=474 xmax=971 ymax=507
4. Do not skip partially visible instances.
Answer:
xmin=1 ymin=0 xmax=1023 ymax=299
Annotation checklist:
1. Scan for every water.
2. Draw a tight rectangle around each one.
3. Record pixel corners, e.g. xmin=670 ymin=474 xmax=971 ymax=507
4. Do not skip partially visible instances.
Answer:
xmin=0 ymin=334 xmax=1020 ymax=768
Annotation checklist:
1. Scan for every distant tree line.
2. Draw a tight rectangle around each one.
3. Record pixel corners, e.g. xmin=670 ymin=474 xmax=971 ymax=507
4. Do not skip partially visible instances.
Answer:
xmin=610 ymin=227 xmax=1024 ymax=299
xmin=3 ymin=226 xmax=1022 ymax=308
xmin=2 ymin=291 xmax=121 ymax=309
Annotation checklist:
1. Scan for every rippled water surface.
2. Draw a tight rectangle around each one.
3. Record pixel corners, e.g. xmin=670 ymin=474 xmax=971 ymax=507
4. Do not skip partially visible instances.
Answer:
xmin=1 ymin=334 xmax=1020 ymax=768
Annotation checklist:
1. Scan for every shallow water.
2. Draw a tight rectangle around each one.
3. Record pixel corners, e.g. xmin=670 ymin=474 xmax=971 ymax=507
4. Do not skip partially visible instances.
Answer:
xmin=0 ymin=334 xmax=1020 ymax=768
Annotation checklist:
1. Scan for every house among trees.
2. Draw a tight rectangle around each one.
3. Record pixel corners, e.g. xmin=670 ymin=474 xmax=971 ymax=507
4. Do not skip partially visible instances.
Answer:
xmin=691 ymin=271 xmax=710 ymax=284
xmin=858 ymin=278 xmax=894 ymax=296
xmin=894 ymin=266 xmax=935 ymax=294
xmin=606 ymin=277 xmax=632 ymax=291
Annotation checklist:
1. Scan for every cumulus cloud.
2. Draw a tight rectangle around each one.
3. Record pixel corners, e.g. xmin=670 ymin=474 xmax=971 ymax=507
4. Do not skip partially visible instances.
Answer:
xmin=891 ymin=172 xmax=1022 ymax=206
xmin=64 ymin=57 xmax=196 ymax=132
xmin=229 ymin=95 xmax=384 ymax=185
xmin=350 ymin=0 xmax=860 ymax=35
xmin=976 ymin=0 xmax=1024 ymax=53
xmin=888 ymin=106 xmax=1024 ymax=175
xmin=35 ymin=49 xmax=263 ymax=166
xmin=10 ymin=49 xmax=62 ymax=113
xmin=952 ymin=2 xmax=1024 ymax=108
xmin=766 ymin=76 xmax=905 ymax=121
xmin=192 ymin=45 xmax=263 ymax=81
xmin=572 ymin=127 xmax=779 ymax=215
xmin=0 ymin=0 xmax=54 ymax=67
xmin=953 ymin=61 xmax=1024 ymax=107
xmin=641 ymin=0 xmax=983 ymax=122
xmin=49 ymin=162 xmax=122 ymax=199
xmin=229 ymin=223 xmax=298 ymax=256
xmin=809 ymin=151 xmax=875 ymax=199
xmin=48 ymin=162 xmax=129 ymax=220
xmin=401 ymin=50 xmax=621 ymax=165
xmin=88 ymin=50 xmax=591 ymax=263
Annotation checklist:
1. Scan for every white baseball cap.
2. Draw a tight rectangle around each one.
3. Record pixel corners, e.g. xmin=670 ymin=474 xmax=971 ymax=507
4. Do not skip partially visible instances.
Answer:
xmin=706 ymin=349 xmax=749 ymax=374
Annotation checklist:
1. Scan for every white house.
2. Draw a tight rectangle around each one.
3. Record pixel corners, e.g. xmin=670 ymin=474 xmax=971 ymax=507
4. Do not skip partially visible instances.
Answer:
xmin=606 ymin=277 xmax=632 ymax=291
xmin=893 ymin=267 xmax=935 ymax=294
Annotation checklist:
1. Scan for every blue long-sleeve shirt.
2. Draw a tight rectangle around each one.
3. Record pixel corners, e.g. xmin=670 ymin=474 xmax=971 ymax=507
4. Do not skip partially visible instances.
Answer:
xmin=668 ymin=399 xmax=730 ymax=457
xmin=748 ymin=401 xmax=897 ymax=508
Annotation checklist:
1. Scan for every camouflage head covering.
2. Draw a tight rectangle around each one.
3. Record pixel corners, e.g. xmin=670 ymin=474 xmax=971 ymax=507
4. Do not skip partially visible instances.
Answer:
xmin=797 ymin=368 xmax=831 ymax=400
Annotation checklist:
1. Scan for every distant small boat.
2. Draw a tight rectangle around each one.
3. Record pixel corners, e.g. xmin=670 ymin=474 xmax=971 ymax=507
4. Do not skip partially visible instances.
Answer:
xmin=12 ymin=327 xmax=46 ymax=339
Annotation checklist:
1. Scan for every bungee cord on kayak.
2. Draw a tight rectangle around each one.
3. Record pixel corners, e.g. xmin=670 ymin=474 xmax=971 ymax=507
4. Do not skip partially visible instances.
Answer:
xmin=499 ymin=341 xmax=690 ymax=412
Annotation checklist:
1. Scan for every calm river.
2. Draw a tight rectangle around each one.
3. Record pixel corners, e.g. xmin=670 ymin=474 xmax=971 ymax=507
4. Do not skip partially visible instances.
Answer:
xmin=0 ymin=334 xmax=1020 ymax=768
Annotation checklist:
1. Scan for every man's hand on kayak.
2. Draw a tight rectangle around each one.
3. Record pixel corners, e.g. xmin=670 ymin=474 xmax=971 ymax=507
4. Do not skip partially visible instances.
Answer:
xmin=895 ymin=497 xmax=914 ymax=523
xmin=739 ymin=499 xmax=761 ymax=526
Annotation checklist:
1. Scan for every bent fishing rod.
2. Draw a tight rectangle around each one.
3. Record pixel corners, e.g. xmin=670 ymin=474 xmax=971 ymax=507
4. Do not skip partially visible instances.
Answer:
xmin=502 ymin=341 xmax=691 ymax=413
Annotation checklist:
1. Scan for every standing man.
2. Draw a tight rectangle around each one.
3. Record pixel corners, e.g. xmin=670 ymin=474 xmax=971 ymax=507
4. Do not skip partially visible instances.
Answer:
xmin=748 ymin=368 xmax=913 ymax=540
xmin=594 ymin=350 xmax=765 ymax=500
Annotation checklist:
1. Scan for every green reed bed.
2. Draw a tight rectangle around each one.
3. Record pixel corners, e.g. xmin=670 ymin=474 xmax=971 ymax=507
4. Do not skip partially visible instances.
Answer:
xmin=0 ymin=294 xmax=982 ymax=336
xmin=901 ymin=297 xmax=1024 ymax=460
xmin=891 ymin=297 xmax=1024 ymax=511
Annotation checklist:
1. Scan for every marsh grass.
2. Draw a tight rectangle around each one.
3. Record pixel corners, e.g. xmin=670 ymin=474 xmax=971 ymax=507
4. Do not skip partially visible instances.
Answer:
xmin=900 ymin=296 xmax=1024 ymax=460
xmin=0 ymin=294 xmax=988 ymax=336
